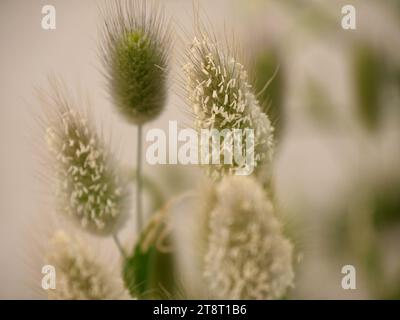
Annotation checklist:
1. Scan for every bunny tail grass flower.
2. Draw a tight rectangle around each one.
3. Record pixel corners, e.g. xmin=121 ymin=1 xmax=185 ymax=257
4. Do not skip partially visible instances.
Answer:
xmin=100 ymin=0 xmax=171 ymax=233
xmin=43 ymin=85 xmax=129 ymax=236
xmin=100 ymin=0 xmax=171 ymax=124
xmin=183 ymin=29 xmax=275 ymax=179
xmin=204 ymin=176 xmax=294 ymax=299
xmin=45 ymin=231 xmax=129 ymax=299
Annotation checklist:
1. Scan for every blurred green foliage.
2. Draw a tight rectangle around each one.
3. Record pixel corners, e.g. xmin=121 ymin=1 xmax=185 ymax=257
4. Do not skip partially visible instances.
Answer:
xmin=372 ymin=188 xmax=400 ymax=231
xmin=330 ymin=185 xmax=400 ymax=298
xmin=254 ymin=50 xmax=284 ymax=138
xmin=354 ymin=45 xmax=400 ymax=130
xmin=123 ymin=240 xmax=176 ymax=299
xmin=354 ymin=46 xmax=382 ymax=130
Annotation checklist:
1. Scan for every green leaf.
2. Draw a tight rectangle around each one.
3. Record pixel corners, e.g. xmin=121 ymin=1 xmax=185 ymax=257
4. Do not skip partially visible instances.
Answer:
xmin=122 ymin=209 xmax=177 ymax=299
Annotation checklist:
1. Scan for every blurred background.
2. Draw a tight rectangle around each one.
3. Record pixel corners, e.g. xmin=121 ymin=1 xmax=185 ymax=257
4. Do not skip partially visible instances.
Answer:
xmin=0 ymin=0 xmax=399 ymax=299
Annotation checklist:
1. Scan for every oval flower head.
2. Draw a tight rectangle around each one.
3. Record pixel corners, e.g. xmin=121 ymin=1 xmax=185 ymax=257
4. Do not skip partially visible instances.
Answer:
xmin=100 ymin=0 xmax=171 ymax=124
xmin=204 ymin=176 xmax=294 ymax=299
xmin=43 ymin=86 xmax=129 ymax=235
xmin=183 ymin=27 xmax=275 ymax=179
xmin=45 ymin=231 xmax=129 ymax=299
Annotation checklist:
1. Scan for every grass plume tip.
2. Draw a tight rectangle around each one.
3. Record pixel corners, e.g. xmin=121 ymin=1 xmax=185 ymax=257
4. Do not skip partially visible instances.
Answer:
xmin=100 ymin=0 xmax=171 ymax=124
xmin=183 ymin=29 xmax=275 ymax=179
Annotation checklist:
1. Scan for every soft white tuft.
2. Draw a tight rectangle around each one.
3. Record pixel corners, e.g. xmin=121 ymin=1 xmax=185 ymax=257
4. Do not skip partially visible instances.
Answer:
xmin=45 ymin=231 xmax=129 ymax=300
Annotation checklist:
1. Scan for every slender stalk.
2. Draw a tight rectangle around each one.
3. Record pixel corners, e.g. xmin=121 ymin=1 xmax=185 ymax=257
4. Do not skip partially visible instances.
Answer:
xmin=136 ymin=124 xmax=143 ymax=234
xmin=113 ymin=233 xmax=126 ymax=258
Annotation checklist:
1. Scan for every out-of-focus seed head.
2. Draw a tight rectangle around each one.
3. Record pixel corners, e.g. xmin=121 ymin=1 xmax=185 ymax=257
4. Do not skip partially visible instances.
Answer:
xmin=100 ymin=0 xmax=171 ymax=124
xmin=45 ymin=230 xmax=129 ymax=300
xmin=204 ymin=176 xmax=294 ymax=299
xmin=42 ymin=84 xmax=129 ymax=235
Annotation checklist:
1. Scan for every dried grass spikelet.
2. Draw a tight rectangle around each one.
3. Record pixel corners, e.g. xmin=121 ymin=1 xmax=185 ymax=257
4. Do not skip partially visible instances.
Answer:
xmin=40 ymin=81 xmax=129 ymax=235
xmin=183 ymin=23 xmax=275 ymax=179
xmin=204 ymin=176 xmax=294 ymax=299
xmin=45 ymin=230 xmax=129 ymax=300
xmin=100 ymin=0 xmax=171 ymax=124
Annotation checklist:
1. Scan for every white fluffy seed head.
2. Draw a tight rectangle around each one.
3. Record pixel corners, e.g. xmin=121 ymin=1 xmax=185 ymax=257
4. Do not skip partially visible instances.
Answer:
xmin=183 ymin=34 xmax=274 ymax=179
xmin=45 ymin=231 xmax=129 ymax=300
xmin=204 ymin=176 xmax=294 ymax=299
xmin=44 ymin=89 xmax=129 ymax=236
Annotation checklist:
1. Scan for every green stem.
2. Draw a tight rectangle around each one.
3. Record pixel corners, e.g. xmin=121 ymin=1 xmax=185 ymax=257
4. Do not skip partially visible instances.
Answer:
xmin=113 ymin=233 xmax=126 ymax=258
xmin=136 ymin=124 xmax=143 ymax=235
xmin=125 ymin=168 xmax=164 ymax=213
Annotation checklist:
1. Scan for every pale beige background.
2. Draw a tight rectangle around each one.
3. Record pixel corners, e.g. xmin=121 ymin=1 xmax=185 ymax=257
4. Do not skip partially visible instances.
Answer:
xmin=1 ymin=0 xmax=399 ymax=299
xmin=0 ymin=0 xmax=235 ymax=299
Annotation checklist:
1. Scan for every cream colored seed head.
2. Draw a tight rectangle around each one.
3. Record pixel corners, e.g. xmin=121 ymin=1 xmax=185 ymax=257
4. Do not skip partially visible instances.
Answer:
xmin=204 ymin=176 xmax=294 ymax=299
xmin=184 ymin=36 xmax=274 ymax=179
xmin=46 ymin=231 xmax=128 ymax=300
xmin=46 ymin=109 xmax=128 ymax=235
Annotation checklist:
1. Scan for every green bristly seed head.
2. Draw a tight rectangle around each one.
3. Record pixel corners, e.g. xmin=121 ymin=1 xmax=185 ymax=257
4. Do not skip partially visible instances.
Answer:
xmin=101 ymin=0 xmax=171 ymax=125
xmin=112 ymin=30 xmax=167 ymax=123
